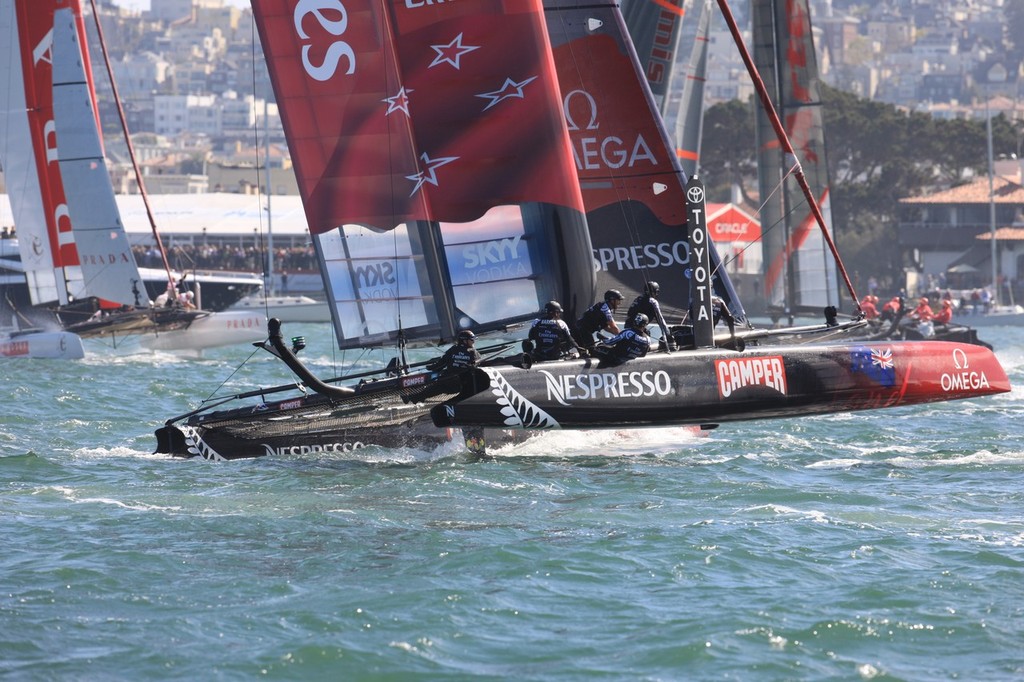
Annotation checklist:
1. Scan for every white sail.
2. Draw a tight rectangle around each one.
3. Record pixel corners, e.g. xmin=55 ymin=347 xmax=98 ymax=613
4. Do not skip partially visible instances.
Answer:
xmin=51 ymin=7 xmax=145 ymax=307
xmin=674 ymin=0 xmax=712 ymax=177
xmin=0 ymin=1 xmax=74 ymax=306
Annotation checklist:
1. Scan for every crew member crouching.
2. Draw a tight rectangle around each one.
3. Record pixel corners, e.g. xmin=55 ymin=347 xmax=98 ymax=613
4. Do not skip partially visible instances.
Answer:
xmin=592 ymin=313 xmax=652 ymax=367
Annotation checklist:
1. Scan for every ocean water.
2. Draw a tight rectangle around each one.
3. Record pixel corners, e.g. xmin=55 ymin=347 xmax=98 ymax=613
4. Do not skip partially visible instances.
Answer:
xmin=2 ymin=326 xmax=1023 ymax=680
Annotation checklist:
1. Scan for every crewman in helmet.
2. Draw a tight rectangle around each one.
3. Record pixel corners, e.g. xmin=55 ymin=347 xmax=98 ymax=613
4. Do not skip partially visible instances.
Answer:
xmin=909 ymin=296 xmax=934 ymax=322
xmin=932 ymin=299 xmax=954 ymax=325
xmin=592 ymin=312 xmax=653 ymax=367
xmin=428 ymin=329 xmax=482 ymax=374
xmin=625 ymin=281 xmax=673 ymax=351
xmin=573 ymin=289 xmax=624 ymax=350
xmin=528 ymin=300 xmax=581 ymax=362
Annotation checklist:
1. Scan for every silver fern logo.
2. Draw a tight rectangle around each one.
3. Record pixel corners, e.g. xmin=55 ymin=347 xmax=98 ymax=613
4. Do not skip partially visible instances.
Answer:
xmin=482 ymin=368 xmax=560 ymax=429
xmin=180 ymin=425 xmax=226 ymax=462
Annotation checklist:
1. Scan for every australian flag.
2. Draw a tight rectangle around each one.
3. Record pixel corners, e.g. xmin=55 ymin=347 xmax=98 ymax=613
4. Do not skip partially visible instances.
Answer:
xmin=849 ymin=347 xmax=897 ymax=387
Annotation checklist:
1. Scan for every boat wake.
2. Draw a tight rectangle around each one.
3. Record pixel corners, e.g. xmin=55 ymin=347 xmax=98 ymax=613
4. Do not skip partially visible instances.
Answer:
xmin=485 ymin=426 xmax=706 ymax=459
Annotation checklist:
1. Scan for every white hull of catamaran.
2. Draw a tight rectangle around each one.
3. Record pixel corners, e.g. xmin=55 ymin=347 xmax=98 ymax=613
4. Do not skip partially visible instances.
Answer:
xmin=1 ymin=330 xmax=85 ymax=360
xmin=952 ymin=306 xmax=1024 ymax=327
xmin=228 ymin=294 xmax=331 ymax=323
xmin=140 ymin=311 xmax=266 ymax=352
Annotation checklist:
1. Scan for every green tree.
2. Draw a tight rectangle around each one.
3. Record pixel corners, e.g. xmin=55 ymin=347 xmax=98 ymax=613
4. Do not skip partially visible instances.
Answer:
xmin=699 ymin=97 xmax=758 ymax=202
xmin=700 ymin=85 xmax=1024 ymax=292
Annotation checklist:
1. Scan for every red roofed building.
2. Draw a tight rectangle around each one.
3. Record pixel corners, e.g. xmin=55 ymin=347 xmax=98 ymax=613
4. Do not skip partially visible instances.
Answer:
xmin=899 ymin=169 xmax=1024 ymax=300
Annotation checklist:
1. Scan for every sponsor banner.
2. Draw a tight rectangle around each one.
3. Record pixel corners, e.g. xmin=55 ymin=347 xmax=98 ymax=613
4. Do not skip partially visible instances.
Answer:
xmin=941 ymin=346 xmax=991 ymax=392
xmin=262 ymin=442 xmax=367 ymax=457
xmin=708 ymin=204 xmax=762 ymax=243
xmin=715 ymin=355 xmax=788 ymax=398
xmin=541 ymin=368 xmax=672 ymax=406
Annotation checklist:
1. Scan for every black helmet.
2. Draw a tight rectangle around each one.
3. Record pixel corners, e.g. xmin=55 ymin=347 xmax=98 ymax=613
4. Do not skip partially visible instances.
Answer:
xmin=457 ymin=330 xmax=476 ymax=342
xmin=604 ymin=289 xmax=624 ymax=303
xmin=544 ymin=301 xmax=563 ymax=316
xmin=629 ymin=313 xmax=649 ymax=330
xmin=644 ymin=281 xmax=660 ymax=297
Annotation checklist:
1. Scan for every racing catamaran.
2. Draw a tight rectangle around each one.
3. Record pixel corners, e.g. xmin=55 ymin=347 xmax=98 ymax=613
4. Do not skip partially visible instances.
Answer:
xmin=0 ymin=0 xmax=265 ymax=356
xmin=155 ymin=0 xmax=1008 ymax=460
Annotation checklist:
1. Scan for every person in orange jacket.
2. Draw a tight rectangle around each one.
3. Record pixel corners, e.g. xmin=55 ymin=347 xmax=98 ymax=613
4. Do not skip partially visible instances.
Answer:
xmin=909 ymin=296 xmax=934 ymax=322
xmin=932 ymin=299 xmax=954 ymax=325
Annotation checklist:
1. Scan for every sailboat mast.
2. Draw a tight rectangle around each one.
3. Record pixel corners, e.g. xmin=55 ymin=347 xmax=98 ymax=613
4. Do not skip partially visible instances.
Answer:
xmin=264 ymin=96 xmax=274 ymax=297
xmin=715 ymin=0 xmax=860 ymax=313
xmin=87 ymin=0 xmax=175 ymax=289
xmin=986 ymin=98 xmax=998 ymax=307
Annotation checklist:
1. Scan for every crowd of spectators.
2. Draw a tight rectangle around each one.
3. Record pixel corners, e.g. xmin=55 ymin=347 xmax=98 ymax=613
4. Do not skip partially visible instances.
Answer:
xmin=131 ymin=243 xmax=320 ymax=273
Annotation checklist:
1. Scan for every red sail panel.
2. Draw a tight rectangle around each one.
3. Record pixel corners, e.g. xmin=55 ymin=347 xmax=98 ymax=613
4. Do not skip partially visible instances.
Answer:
xmin=549 ymin=11 xmax=688 ymax=227
xmin=14 ymin=0 xmax=81 ymax=271
xmin=753 ymin=0 xmax=838 ymax=312
xmin=252 ymin=0 xmax=582 ymax=235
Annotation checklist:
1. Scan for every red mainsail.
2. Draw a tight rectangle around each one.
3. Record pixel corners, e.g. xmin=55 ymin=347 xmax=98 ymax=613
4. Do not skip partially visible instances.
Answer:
xmin=252 ymin=0 xmax=583 ymax=234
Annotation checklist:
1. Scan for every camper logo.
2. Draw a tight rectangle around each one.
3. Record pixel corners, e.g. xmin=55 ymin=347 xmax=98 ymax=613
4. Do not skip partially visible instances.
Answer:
xmin=715 ymin=356 xmax=788 ymax=398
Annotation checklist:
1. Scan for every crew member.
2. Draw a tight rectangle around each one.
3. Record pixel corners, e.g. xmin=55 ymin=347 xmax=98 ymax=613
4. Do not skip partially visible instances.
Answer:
xmin=626 ymin=281 xmax=673 ymax=351
xmin=909 ymin=296 xmax=934 ymax=322
xmin=528 ymin=301 xmax=581 ymax=362
xmin=593 ymin=313 xmax=652 ymax=367
xmin=573 ymin=289 xmax=623 ymax=350
xmin=932 ymin=299 xmax=954 ymax=325
xmin=860 ymin=295 xmax=879 ymax=320
xmin=880 ymin=296 xmax=901 ymax=322
xmin=428 ymin=330 xmax=482 ymax=374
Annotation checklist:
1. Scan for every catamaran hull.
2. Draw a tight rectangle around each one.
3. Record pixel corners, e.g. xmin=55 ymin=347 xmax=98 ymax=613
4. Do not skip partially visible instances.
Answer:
xmin=157 ymin=415 xmax=453 ymax=462
xmin=140 ymin=311 xmax=266 ymax=352
xmin=430 ymin=341 xmax=1010 ymax=430
xmin=1 ymin=330 xmax=85 ymax=359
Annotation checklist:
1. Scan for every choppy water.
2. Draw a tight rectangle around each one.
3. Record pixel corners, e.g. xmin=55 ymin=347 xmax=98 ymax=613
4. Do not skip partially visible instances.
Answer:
xmin=2 ymin=326 xmax=1023 ymax=680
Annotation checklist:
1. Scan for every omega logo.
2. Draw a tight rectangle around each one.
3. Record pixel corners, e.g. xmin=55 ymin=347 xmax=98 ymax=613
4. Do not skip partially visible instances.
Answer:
xmin=563 ymin=89 xmax=656 ymax=171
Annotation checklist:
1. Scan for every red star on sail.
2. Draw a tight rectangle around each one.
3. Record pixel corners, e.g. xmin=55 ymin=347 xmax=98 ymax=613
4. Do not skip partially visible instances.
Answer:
xmin=428 ymin=33 xmax=481 ymax=70
xmin=476 ymin=76 xmax=539 ymax=111
xmin=254 ymin=0 xmax=583 ymax=233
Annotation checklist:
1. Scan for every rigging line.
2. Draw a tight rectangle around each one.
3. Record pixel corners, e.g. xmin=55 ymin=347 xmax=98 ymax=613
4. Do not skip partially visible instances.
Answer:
xmin=199 ymin=343 xmax=269 ymax=405
xmin=707 ymin=160 xmax=797 ymax=282
xmin=715 ymin=0 xmax=860 ymax=313
xmin=88 ymin=0 xmax=174 ymax=291
xmin=248 ymin=15 xmax=270 ymax=321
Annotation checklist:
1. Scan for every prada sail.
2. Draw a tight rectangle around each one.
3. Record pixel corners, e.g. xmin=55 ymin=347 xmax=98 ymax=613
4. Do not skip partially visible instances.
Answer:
xmin=673 ymin=0 xmax=712 ymax=177
xmin=620 ymin=0 xmax=686 ymax=114
xmin=52 ymin=7 xmax=145 ymax=307
xmin=0 ymin=0 xmax=86 ymax=307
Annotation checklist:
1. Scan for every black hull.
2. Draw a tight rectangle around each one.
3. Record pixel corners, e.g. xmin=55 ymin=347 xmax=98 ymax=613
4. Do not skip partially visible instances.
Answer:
xmin=155 ymin=367 xmax=471 ymax=460
xmin=157 ymin=411 xmax=452 ymax=461
xmin=429 ymin=340 xmax=1009 ymax=430
xmin=155 ymin=321 xmax=1009 ymax=461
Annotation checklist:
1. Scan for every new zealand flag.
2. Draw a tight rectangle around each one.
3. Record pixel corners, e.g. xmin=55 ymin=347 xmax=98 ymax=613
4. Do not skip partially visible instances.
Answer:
xmin=849 ymin=347 xmax=897 ymax=387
